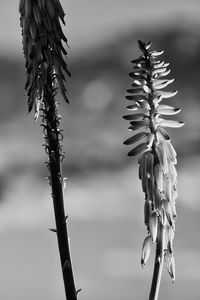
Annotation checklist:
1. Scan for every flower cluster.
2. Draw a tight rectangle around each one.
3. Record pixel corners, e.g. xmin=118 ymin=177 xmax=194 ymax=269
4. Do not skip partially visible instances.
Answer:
xmin=19 ymin=0 xmax=70 ymax=115
xmin=123 ymin=40 xmax=184 ymax=282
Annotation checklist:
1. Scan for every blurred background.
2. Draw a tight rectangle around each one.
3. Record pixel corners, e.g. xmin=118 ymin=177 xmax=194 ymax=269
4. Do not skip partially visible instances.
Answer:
xmin=0 ymin=0 xmax=200 ymax=299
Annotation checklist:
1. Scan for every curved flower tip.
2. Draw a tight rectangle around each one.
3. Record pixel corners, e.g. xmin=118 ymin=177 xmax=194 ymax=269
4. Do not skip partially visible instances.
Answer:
xmin=165 ymin=251 xmax=175 ymax=283
xmin=19 ymin=0 xmax=70 ymax=113
xmin=141 ymin=235 xmax=152 ymax=268
xmin=62 ymin=177 xmax=68 ymax=191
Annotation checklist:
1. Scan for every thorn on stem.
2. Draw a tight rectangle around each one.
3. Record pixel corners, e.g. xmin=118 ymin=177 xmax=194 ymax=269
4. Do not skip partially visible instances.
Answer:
xmin=76 ymin=288 xmax=82 ymax=296
xmin=49 ymin=228 xmax=57 ymax=233
xmin=63 ymin=215 xmax=69 ymax=225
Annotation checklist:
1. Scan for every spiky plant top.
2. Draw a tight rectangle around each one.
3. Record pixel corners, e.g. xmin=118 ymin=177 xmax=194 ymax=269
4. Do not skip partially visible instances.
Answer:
xmin=123 ymin=41 xmax=184 ymax=286
xmin=19 ymin=0 xmax=70 ymax=114
xmin=19 ymin=1 xmax=78 ymax=300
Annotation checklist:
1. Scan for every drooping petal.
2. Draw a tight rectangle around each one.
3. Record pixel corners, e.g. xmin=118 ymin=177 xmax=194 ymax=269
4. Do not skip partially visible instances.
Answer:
xmin=131 ymin=56 xmax=145 ymax=64
xmin=141 ymin=235 xmax=152 ymax=267
xmin=153 ymin=61 xmax=165 ymax=69
xmin=157 ymin=126 xmax=171 ymax=141
xmin=159 ymin=119 xmax=185 ymax=128
xmin=127 ymin=88 xmax=142 ymax=94
xmin=159 ymin=69 xmax=171 ymax=77
xmin=153 ymin=79 xmax=174 ymax=90
xmin=123 ymin=132 xmax=148 ymax=145
xmin=125 ymin=95 xmax=148 ymax=101
xmin=156 ymin=105 xmax=181 ymax=115
xmin=145 ymin=41 xmax=152 ymax=50
xmin=152 ymin=68 xmax=167 ymax=77
xmin=129 ymin=72 xmax=146 ymax=80
xmin=128 ymin=143 xmax=147 ymax=157
xmin=162 ymin=199 xmax=173 ymax=226
xmin=123 ymin=113 xmax=145 ymax=121
xmin=149 ymin=211 xmax=158 ymax=242
xmin=155 ymin=90 xmax=178 ymax=99
xmin=126 ymin=104 xmax=139 ymax=111
xmin=164 ymin=141 xmax=177 ymax=164
xmin=154 ymin=163 xmax=164 ymax=192
xmin=150 ymin=50 xmax=164 ymax=57
xmin=165 ymin=251 xmax=175 ymax=283
xmin=130 ymin=120 xmax=149 ymax=129
xmin=144 ymin=200 xmax=152 ymax=226
xmin=156 ymin=142 xmax=168 ymax=174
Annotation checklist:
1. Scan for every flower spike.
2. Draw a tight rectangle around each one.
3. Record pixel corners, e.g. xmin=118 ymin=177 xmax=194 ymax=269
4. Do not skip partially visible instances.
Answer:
xmin=19 ymin=0 xmax=70 ymax=114
xmin=123 ymin=40 xmax=184 ymax=298
xmin=19 ymin=2 xmax=77 ymax=300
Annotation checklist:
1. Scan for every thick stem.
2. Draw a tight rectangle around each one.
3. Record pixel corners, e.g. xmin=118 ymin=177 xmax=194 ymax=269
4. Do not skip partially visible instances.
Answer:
xmin=43 ymin=87 xmax=77 ymax=300
xmin=149 ymin=220 xmax=164 ymax=300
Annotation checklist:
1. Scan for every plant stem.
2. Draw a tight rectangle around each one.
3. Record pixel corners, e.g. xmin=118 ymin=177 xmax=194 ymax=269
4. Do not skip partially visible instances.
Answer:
xmin=149 ymin=220 xmax=164 ymax=300
xmin=43 ymin=85 xmax=77 ymax=300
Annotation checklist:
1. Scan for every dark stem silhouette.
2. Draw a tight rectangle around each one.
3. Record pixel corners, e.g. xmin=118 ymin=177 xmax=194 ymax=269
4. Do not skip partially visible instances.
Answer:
xmin=149 ymin=221 xmax=164 ymax=300
xmin=42 ymin=83 xmax=77 ymax=300
xmin=19 ymin=1 xmax=78 ymax=298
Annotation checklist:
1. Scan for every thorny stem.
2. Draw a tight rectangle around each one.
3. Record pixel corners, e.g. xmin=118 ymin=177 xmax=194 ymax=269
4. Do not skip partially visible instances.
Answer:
xmin=149 ymin=221 xmax=164 ymax=300
xmin=19 ymin=0 xmax=77 ymax=297
xmin=43 ymin=83 xmax=77 ymax=300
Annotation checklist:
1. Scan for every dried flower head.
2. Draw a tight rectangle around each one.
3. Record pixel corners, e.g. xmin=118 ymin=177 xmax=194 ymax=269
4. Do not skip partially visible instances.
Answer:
xmin=19 ymin=0 xmax=70 ymax=114
xmin=123 ymin=40 xmax=184 ymax=282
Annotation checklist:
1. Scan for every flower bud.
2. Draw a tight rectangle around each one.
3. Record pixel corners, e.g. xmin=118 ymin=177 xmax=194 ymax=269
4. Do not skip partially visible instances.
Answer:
xmin=141 ymin=235 xmax=152 ymax=267
xmin=149 ymin=212 xmax=158 ymax=242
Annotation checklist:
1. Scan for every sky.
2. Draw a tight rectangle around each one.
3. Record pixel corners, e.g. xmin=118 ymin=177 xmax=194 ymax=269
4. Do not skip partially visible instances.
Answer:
xmin=1 ymin=0 xmax=200 ymax=57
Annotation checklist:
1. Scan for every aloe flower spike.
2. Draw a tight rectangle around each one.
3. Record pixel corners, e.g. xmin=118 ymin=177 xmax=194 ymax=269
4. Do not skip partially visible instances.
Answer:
xmin=19 ymin=0 xmax=70 ymax=114
xmin=19 ymin=1 xmax=77 ymax=300
xmin=123 ymin=40 xmax=184 ymax=300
